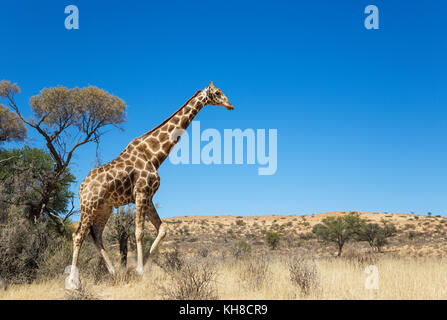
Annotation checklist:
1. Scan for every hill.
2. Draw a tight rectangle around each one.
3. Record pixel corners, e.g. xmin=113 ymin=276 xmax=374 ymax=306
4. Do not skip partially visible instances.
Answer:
xmin=152 ymin=211 xmax=447 ymax=258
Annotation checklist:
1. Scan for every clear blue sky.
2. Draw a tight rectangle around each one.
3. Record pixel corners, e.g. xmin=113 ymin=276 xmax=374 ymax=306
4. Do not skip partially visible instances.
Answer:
xmin=1 ymin=0 xmax=446 ymax=218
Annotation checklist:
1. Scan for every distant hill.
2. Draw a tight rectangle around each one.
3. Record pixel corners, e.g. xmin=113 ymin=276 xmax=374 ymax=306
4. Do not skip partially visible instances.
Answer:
xmin=71 ymin=211 xmax=447 ymax=258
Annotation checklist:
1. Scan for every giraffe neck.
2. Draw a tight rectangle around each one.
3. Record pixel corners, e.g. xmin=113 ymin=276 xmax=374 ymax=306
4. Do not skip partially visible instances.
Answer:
xmin=137 ymin=89 xmax=208 ymax=168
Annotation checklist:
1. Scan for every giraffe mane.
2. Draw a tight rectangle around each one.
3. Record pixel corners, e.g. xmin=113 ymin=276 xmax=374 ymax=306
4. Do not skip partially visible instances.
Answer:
xmin=140 ymin=90 xmax=203 ymax=139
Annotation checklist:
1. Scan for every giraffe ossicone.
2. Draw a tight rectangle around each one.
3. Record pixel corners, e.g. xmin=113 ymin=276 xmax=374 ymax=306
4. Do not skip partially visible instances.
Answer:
xmin=66 ymin=82 xmax=234 ymax=290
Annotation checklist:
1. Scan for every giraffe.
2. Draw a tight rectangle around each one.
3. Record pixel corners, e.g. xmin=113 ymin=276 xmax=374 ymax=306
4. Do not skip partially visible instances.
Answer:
xmin=65 ymin=82 xmax=233 ymax=290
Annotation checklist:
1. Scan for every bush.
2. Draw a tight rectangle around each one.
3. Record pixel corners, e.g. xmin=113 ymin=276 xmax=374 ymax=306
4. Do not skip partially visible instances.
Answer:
xmin=265 ymin=231 xmax=281 ymax=250
xmin=158 ymin=259 xmax=217 ymax=300
xmin=37 ymin=237 xmax=109 ymax=284
xmin=235 ymin=219 xmax=245 ymax=226
xmin=197 ymin=246 xmax=210 ymax=258
xmin=0 ymin=204 xmax=111 ymax=286
xmin=158 ymin=247 xmax=183 ymax=272
xmin=237 ymin=254 xmax=271 ymax=290
xmin=287 ymin=254 xmax=318 ymax=296
xmin=299 ymin=232 xmax=315 ymax=240
xmin=357 ymin=222 xmax=397 ymax=252
xmin=180 ymin=226 xmax=190 ymax=236
xmin=0 ymin=147 xmax=77 ymax=284
xmin=0 ymin=206 xmax=57 ymax=284
xmin=231 ymin=241 xmax=251 ymax=259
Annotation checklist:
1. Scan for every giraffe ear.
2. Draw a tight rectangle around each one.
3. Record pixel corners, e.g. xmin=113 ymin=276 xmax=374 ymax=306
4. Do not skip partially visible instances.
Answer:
xmin=209 ymin=81 xmax=215 ymax=88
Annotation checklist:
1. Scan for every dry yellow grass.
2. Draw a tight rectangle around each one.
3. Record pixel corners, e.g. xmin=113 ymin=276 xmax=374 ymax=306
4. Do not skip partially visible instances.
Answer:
xmin=2 ymin=211 xmax=446 ymax=300
xmin=1 ymin=254 xmax=447 ymax=300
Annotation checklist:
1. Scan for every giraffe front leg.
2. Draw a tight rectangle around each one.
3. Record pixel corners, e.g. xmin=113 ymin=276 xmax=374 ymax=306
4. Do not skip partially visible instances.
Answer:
xmin=66 ymin=246 xmax=81 ymax=291
xmin=66 ymin=218 xmax=90 ymax=290
xmin=135 ymin=194 xmax=145 ymax=276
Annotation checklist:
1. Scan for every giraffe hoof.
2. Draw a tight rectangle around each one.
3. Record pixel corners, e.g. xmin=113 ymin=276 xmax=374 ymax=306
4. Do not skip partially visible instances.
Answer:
xmin=65 ymin=275 xmax=81 ymax=291
xmin=136 ymin=267 xmax=144 ymax=276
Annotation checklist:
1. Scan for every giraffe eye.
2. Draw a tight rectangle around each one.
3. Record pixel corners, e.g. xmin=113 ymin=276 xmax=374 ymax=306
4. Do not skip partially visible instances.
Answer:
xmin=216 ymin=92 xmax=221 ymax=97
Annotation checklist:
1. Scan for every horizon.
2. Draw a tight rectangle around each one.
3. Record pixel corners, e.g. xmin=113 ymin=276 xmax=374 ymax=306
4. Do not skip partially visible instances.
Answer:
xmin=133 ymin=211 xmax=439 ymax=219
xmin=1 ymin=0 xmax=446 ymax=219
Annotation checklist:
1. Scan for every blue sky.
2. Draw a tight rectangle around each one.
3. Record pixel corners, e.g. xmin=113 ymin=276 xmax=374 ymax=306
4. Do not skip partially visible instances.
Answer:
xmin=1 ymin=0 xmax=446 ymax=218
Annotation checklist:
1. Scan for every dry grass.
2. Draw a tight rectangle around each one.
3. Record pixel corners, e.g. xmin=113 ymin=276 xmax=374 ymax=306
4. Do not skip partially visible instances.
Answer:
xmin=3 ymin=212 xmax=447 ymax=300
xmin=1 ymin=254 xmax=447 ymax=300
xmin=287 ymin=253 xmax=319 ymax=296
xmin=157 ymin=259 xmax=218 ymax=300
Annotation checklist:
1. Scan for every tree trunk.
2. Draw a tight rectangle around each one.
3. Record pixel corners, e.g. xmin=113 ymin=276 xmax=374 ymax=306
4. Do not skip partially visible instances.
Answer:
xmin=38 ymin=178 xmax=66 ymax=235
xmin=337 ymin=243 xmax=343 ymax=257
xmin=119 ymin=236 xmax=128 ymax=268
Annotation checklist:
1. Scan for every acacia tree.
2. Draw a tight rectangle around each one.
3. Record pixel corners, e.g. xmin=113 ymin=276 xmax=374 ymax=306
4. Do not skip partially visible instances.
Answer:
xmin=358 ymin=222 xmax=397 ymax=252
xmin=312 ymin=214 xmax=365 ymax=257
xmin=0 ymin=80 xmax=127 ymax=232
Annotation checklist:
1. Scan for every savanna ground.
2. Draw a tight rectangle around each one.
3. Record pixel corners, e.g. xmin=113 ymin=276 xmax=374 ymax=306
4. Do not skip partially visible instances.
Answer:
xmin=2 ymin=211 xmax=447 ymax=300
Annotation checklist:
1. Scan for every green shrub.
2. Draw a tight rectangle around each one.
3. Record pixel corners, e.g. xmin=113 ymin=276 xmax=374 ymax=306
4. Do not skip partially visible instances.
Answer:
xmin=236 ymin=219 xmax=245 ymax=226
xmin=357 ymin=222 xmax=397 ymax=252
xmin=265 ymin=231 xmax=281 ymax=250
xmin=299 ymin=232 xmax=315 ymax=240
xmin=231 ymin=241 xmax=251 ymax=258
xmin=143 ymin=236 xmax=158 ymax=256
xmin=312 ymin=213 xmax=365 ymax=257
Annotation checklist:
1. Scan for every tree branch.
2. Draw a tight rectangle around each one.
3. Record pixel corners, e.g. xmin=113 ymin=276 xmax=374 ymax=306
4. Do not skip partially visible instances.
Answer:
xmin=7 ymin=94 xmax=64 ymax=170
xmin=0 ymin=155 xmax=19 ymax=164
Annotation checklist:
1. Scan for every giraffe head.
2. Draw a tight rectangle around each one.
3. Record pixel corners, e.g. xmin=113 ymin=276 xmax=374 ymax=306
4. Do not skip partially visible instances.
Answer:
xmin=205 ymin=82 xmax=234 ymax=110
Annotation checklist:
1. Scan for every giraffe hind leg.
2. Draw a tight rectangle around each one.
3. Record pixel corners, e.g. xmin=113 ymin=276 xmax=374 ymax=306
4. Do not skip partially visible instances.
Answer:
xmin=143 ymin=203 xmax=167 ymax=265
xmin=91 ymin=206 xmax=116 ymax=275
